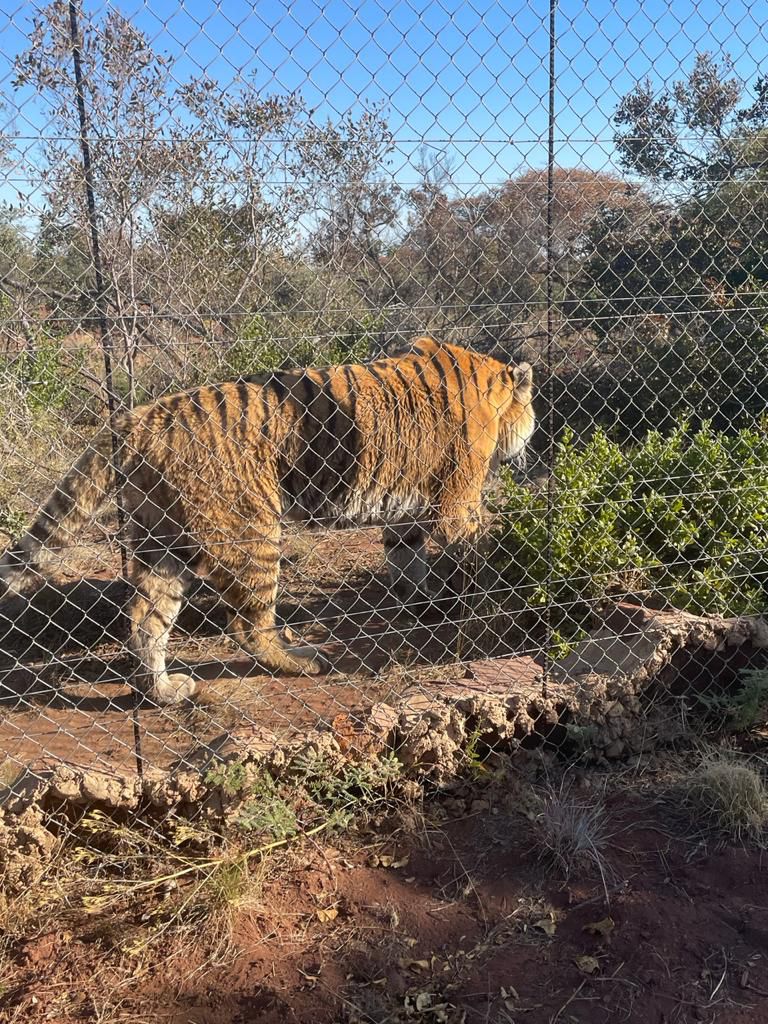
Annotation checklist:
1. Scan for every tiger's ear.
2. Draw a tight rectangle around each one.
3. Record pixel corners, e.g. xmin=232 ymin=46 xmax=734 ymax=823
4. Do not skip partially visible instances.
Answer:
xmin=512 ymin=362 xmax=533 ymax=395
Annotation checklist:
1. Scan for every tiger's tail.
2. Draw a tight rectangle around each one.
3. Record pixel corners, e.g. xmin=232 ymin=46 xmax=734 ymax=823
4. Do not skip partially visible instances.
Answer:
xmin=0 ymin=427 xmax=122 ymax=596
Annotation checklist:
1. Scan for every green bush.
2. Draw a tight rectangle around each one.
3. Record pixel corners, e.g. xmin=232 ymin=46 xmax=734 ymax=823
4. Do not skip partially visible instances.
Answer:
xmin=11 ymin=337 xmax=81 ymax=413
xmin=223 ymin=314 xmax=284 ymax=377
xmin=494 ymin=421 xmax=768 ymax=632
xmin=221 ymin=310 xmax=382 ymax=378
xmin=326 ymin=311 xmax=383 ymax=364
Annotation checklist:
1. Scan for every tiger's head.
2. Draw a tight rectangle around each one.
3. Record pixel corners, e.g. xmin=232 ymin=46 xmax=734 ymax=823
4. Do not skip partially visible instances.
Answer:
xmin=490 ymin=360 xmax=535 ymax=474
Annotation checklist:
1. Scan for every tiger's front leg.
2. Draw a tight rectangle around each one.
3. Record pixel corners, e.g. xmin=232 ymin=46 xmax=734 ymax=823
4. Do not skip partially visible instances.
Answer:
xmin=382 ymin=519 xmax=457 ymax=617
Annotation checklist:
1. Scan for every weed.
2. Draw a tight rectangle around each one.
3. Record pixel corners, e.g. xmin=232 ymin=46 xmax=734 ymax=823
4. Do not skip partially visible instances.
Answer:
xmin=463 ymin=725 xmax=491 ymax=779
xmin=292 ymin=749 xmax=402 ymax=827
xmin=235 ymin=774 xmax=298 ymax=839
xmin=0 ymin=506 xmax=26 ymax=541
xmin=205 ymin=760 xmax=249 ymax=796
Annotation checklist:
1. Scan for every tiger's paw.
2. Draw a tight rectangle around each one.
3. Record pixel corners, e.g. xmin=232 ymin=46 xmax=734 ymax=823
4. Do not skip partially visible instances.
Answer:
xmin=142 ymin=672 xmax=198 ymax=706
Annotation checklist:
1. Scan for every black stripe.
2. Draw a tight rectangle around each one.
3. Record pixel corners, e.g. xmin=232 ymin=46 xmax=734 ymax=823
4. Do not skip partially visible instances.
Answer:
xmin=467 ymin=353 xmax=483 ymax=438
xmin=365 ymin=365 xmax=398 ymax=407
xmin=442 ymin=347 xmax=470 ymax=443
xmin=28 ymin=516 xmax=54 ymax=544
xmin=392 ymin=364 xmax=417 ymax=419
xmin=269 ymin=375 xmax=289 ymax=404
xmin=341 ymin=365 xmax=358 ymax=419
xmin=208 ymin=385 xmax=229 ymax=434
xmin=298 ymin=371 xmax=321 ymax=408
xmin=235 ymin=382 xmax=251 ymax=417
xmin=166 ymin=394 xmax=184 ymax=417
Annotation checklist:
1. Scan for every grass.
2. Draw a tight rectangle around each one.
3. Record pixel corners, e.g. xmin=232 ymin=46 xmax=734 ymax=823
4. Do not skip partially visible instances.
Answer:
xmin=531 ymin=779 xmax=612 ymax=889
xmin=0 ymin=374 xmax=86 ymax=516
xmin=678 ymin=750 xmax=768 ymax=845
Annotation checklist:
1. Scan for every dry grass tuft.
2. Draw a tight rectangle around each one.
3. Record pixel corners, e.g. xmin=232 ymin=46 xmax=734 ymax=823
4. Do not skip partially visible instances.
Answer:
xmin=532 ymin=779 xmax=612 ymax=885
xmin=680 ymin=751 xmax=768 ymax=845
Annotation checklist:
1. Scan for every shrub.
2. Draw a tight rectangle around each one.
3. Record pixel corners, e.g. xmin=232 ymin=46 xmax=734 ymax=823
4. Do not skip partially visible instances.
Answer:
xmin=221 ymin=310 xmax=382 ymax=378
xmin=698 ymin=668 xmax=768 ymax=732
xmin=10 ymin=337 xmax=81 ymax=413
xmin=493 ymin=420 xmax=768 ymax=632
xmin=222 ymin=314 xmax=284 ymax=377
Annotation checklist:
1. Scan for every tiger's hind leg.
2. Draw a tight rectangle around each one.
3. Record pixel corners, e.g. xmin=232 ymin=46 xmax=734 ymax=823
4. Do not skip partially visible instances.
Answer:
xmin=127 ymin=553 xmax=196 ymax=705
xmin=206 ymin=531 xmax=330 ymax=677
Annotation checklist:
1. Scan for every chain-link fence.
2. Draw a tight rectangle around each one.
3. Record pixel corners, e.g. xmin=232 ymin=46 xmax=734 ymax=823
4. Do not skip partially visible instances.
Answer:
xmin=0 ymin=0 xmax=767 ymax=825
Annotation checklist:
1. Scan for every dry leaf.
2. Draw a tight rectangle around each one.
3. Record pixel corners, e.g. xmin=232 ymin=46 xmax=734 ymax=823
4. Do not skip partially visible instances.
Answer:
xmin=574 ymin=955 xmax=600 ymax=974
xmin=583 ymin=916 xmax=615 ymax=940
xmin=406 ymin=959 xmax=431 ymax=972
xmin=534 ymin=916 xmax=557 ymax=936
xmin=315 ymin=907 xmax=338 ymax=924
xmin=415 ymin=992 xmax=433 ymax=1011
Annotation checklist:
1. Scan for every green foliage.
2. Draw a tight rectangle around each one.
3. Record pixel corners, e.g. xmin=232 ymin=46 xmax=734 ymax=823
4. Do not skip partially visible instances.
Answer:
xmin=494 ymin=421 xmax=768 ymax=633
xmin=0 ymin=506 xmax=26 ymax=540
xmin=291 ymin=749 xmax=402 ymax=828
xmin=11 ymin=338 xmax=80 ymax=413
xmin=221 ymin=311 xmax=382 ymax=380
xmin=223 ymin=315 xmax=284 ymax=377
xmin=565 ymin=54 xmax=768 ymax=438
xmin=235 ymin=773 xmax=298 ymax=840
xmin=326 ymin=312 xmax=383 ymax=364
xmin=698 ymin=668 xmax=768 ymax=731
xmin=206 ymin=752 xmax=402 ymax=840
xmin=463 ymin=725 xmax=491 ymax=779
xmin=205 ymin=760 xmax=249 ymax=796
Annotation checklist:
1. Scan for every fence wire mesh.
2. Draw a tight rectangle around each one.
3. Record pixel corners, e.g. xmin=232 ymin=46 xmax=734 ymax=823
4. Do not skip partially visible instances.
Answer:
xmin=0 ymin=0 xmax=767 ymax=853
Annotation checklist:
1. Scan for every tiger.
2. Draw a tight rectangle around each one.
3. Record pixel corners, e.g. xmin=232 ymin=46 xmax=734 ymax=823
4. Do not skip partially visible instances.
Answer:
xmin=0 ymin=337 xmax=535 ymax=706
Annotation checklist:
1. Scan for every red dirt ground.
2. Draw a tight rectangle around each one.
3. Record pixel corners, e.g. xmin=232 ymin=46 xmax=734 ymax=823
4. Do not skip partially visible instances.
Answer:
xmin=4 ymin=779 xmax=768 ymax=1024
xmin=0 ymin=527 xmax=513 ymax=777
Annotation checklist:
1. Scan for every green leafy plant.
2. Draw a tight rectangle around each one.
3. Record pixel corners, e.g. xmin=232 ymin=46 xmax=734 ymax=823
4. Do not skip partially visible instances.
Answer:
xmin=463 ymin=725 xmax=491 ymax=779
xmin=0 ymin=506 xmax=26 ymax=540
xmin=326 ymin=311 xmax=382 ymax=364
xmin=235 ymin=772 xmax=298 ymax=839
xmin=205 ymin=752 xmax=402 ymax=839
xmin=292 ymin=749 xmax=402 ymax=827
xmin=493 ymin=420 xmax=768 ymax=635
xmin=205 ymin=760 xmax=249 ymax=796
xmin=697 ymin=668 xmax=768 ymax=731
xmin=223 ymin=314 xmax=284 ymax=376
xmin=12 ymin=338 xmax=81 ymax=413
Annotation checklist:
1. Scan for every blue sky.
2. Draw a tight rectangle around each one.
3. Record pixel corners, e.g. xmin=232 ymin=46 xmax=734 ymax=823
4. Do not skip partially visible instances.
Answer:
xmin=2 ymin=0 xmax=767 ymax=207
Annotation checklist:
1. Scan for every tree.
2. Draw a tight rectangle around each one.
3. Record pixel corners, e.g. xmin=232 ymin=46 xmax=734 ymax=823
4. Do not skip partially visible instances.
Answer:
xmin=614 ymin=52 xmax=749 ymax=183
xmin=392 ymin=164 xmax=639 ymax=353
xmin=14 ymin=1 xmax=211 ymax=402
xmin=566 ymin=53 xmax=768 ymax=428
xmin=303 ymin=106 xmax=401 ymax=313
